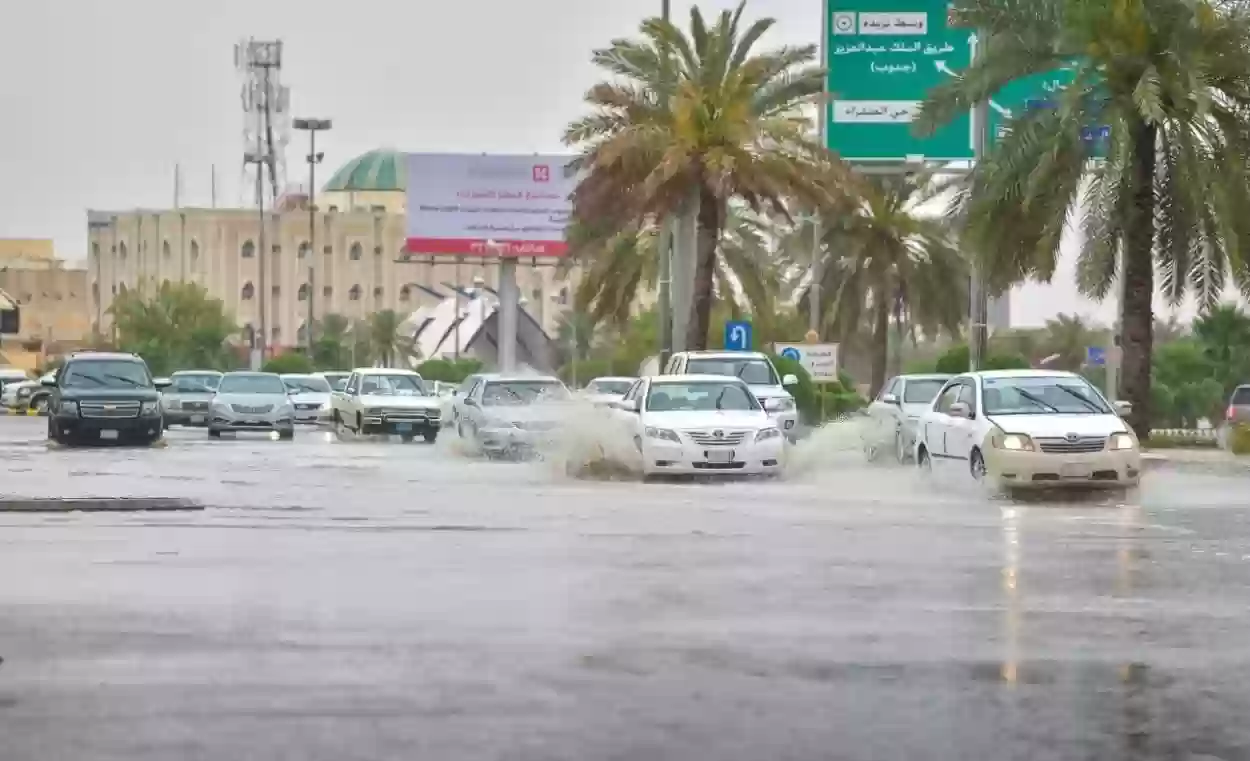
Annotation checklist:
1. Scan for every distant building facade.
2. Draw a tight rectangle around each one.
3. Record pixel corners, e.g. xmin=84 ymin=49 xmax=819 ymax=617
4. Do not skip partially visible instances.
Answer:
xmin=87 ymin=150 xmax=573 ymax=351
xmin=0 ymin=238 xmax=91 ymax=366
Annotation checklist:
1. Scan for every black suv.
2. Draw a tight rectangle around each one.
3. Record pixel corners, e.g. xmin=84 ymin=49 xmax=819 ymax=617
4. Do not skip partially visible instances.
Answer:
xmin=45 ymin=352 xmax=170 ymax=446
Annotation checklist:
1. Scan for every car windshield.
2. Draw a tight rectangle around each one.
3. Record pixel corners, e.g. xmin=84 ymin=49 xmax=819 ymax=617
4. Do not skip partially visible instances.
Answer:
xmin=903 ymin=379 xmax=947 ymax=404
xmin=283 ymin=375 xmax=331 ymax=394
xmin=1232 ymin=387 xmax=1250 ymax=405
xmin=322 ymin=374 xmax=349 ymax=391
xmin=982 ymin=376 xmax=1112 ymax=415
xmin=588 ymin=380 xmax=632 ymax=395
xmin=217 ymin=374 xmax=286 ymax=395
xmin=685 ymin=358 xmax=778 ymax=385
xmin=359 ymin=374 xmax=428 ymax=396
xmin=647 ymin=381 xmax=761 ymax=412
xmin=170 ymin=374 xmax=221 ymax=393
xmin=482 ymin=381 xmax=568 ymax=406
xmin=61 ymin=360 xmax=151 ymax=389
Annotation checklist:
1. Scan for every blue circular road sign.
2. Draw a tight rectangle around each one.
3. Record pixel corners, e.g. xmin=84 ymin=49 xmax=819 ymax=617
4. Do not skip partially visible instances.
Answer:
xmin=780 ymin=347 xmax=801 ymax=361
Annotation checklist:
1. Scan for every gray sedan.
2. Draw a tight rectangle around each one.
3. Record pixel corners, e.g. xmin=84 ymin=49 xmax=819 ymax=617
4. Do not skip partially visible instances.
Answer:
xmin=207 ymin=372 xmax=296 ymax=439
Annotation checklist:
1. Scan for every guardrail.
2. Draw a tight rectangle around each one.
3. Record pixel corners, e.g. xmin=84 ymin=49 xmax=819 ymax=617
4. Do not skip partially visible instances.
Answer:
xmin=1150 ymin=428 xmax=1219 ymax=440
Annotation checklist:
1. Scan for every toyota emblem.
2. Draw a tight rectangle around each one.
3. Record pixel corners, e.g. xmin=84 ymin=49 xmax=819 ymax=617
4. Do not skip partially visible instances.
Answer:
xmin=1064 ymin=433 xmax=1079 ymax=442
xmin=713 ymin=429 xmax=724 ymax=438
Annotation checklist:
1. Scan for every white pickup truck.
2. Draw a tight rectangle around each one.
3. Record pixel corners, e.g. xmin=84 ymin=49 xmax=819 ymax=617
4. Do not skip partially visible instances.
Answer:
xmin=330 ymin=367 xmax=443 ymax=442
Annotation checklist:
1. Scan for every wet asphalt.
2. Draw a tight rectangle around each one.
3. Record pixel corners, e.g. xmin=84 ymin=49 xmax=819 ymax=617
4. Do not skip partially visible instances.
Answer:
xmin=2 ymin=415 xmax=1250 ymax=761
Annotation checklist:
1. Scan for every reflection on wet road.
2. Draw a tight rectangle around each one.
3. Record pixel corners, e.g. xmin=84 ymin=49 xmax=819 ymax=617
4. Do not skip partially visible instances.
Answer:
xmin=2 ymin=416 xmax=1249 ymax=760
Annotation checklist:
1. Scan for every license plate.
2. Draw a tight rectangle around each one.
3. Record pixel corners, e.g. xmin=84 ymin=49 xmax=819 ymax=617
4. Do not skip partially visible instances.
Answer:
xmin=705 ymin=449 xmax=734 ymax=463
xmin=190 ymin=415 xmax=205 ymax=424
xmin=395 ymin=423 xmax=412 ymax=432
xmin=1061 ymin=462 xmax=1091 ymax=478
xmin=99 ymin=430 xmax=119 ymax=440
xmin=245 ymin=420 xmax=263 ymax=426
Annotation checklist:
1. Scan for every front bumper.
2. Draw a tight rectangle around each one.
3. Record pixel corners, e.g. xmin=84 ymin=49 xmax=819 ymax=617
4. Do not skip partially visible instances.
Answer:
xmin=765 ymin=408 xmax=798 ymax=434
xmin=641 ymin=436 xmax=785 ymax=475
xmin=54 ymin=413 xmax=163 ymax=441
xmin=476 ymin=425 xmax=556 ymax=453
xmin=985 ymin=447 xmax=1142 ymax=488
xmin=361 ymin=410 xmax=440 ymax=435
xmin=293 ymin=404 xmax=332 ymax=424
xmin=164 ymin=406 xmax=212 ymax=426
xmin=209 ymin=409 xmax=295 ymax=432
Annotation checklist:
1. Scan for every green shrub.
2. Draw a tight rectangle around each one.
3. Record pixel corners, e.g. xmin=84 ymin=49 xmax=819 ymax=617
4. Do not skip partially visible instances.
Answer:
xmin=932 ymin=343 xmax=1030 ymax=374
xmin=262 ymin=352 xmax=314 ymax=374
xmin=415 ymin=358 xmax=483 ymax=383
xmin=1145 ymin=432 xmax=1220 ymax=449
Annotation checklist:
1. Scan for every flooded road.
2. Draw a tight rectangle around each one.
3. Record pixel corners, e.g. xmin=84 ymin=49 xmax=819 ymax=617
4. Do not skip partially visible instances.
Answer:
xmin=2 ymin=416 xmax=1249 ymax=760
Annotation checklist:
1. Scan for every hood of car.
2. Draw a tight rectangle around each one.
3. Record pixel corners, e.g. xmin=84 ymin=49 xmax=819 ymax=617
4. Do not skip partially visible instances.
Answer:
xmin=359 ymin=394 xmax=439 ymax=409
xmin=901 ymin=402 xmax=932 ymax=418
xmin=482 ymin=402 xmax=567 ymax=424
xmin=986 ymin=413 xmax=1128 ymax=438
xmin=163 ymin=391 xmax=215 ymax=401
xmin=585 ymin=392 xmax=624 ymax=405
xmin=212 ymin=392 xmax=289 ymax=407
xmin=748 ymin=384 xmax=792 ymax=401
xmin=643 ymin=409 xmax=772 ymax=429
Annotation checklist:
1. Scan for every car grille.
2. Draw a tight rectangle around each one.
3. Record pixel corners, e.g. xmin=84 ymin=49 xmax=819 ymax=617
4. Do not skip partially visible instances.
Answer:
xmin=182 ymin=401 xmax=209 ymax=411
xmin=80 ymin=400 xmax=141 ymax=419
xmin=381 ymin=408 xmax=438 ymax=421
xmin=296 ymin=403 xmax=321 ymax=411
xmin=515 ymin=421 xmax=556 ymax=431
xmin=685 ymin=429 xmax=748 ymax=446
xmin=1036 ymin=436 xmax=1106 ymax=454
xmin=232 ymin=404 xmax=273 ymax=414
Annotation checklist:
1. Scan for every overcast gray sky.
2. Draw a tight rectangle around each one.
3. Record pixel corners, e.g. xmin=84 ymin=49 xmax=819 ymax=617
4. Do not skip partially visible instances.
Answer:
xmin=0 ymin=0 xmax=1231 ymax=327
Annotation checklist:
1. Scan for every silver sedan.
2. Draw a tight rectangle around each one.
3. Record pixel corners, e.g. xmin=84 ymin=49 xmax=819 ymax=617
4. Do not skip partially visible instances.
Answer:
xmin=208 ymin=372 xmax=296 ymax=439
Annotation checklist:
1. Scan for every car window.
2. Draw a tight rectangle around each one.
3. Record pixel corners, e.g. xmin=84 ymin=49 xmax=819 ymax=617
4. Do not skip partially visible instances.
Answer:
xmin=358 ymin=374 xmax=428 ymax=396
xmin=170 ymin=374 xmax=220 ymax=393
xmin=684 ymin=358 xmax=778 ymax=385
xmin=344 ymin=374 xmax=359 ymax=394
xmin=1232 ymin=386 xmax=1250 ymax=405
xmin=902 ymin=379 xmax=946 ymax=404
xmin=61 ymin=360 xmax=151 ymax=389
xmin=282 ymin=375 xmax=331 ymax=393
xmin=956 ymin=382 xmax=978 ymax=412
xmin=457 ymin=375 xmax=480 ymax=394
xmin=622 ymin=380 xmax=643 ymax=402
xmin=588 ymin=379 xmax=632 ymax=395
xmin=982 ymin=375 xmax=1112 ymax=415
xmin=218 ymin=374 xmax=286 ymax=394
xmin=934 ymin=383 xmax=962 ymax=413
xmin=646 ymin=380 xmax=760 ymax=412
xmin=482 ymin=381 xmax=568 ymax=406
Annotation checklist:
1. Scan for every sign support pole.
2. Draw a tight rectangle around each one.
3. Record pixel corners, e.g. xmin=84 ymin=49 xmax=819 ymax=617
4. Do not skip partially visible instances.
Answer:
xmin=968 ymin=28 xmax=988 ymax=372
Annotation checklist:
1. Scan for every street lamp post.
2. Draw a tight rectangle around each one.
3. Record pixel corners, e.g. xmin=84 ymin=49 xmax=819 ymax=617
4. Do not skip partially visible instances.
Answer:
xmin=657 ymin=0 xmax=674 ymax=368
xmin=294 ymin=118 xmax=332 ymax=358
xmin=244 ymin=149 xmax=270 ymax=369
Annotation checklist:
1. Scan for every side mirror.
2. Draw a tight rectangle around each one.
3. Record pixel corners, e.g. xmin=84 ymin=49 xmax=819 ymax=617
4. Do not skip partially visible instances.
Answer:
xmin=948 ymin=401 xmax=971 ymax=419
xmin=41 ymin=376 xmax=57 ymax=388
xmin=881 ymin=392 xmax=899 ymax=406
xmin=782 ymin=374 xmax=799 ymax=387
xmin=614 ymin=399 xmax=640 ymax=413
xmin=153 ymin=378 xmax=172 ymax=390
xmin=463 ymin=397 xmax=478 ymax=407
xmin=1114 ymin=400 xmax=1132 ymax=416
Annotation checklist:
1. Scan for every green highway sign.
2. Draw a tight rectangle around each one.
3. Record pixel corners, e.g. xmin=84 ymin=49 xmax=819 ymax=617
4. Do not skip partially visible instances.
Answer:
xmin=988 ymin=67 xmax=1110 ymax=156
xmin=826 ymin=0 xmax=976 ymax=162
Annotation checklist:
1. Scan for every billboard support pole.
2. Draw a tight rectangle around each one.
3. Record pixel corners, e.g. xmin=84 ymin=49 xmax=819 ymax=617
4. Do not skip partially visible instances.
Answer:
xmin=496 ymin=249 xmax=519 ymax=372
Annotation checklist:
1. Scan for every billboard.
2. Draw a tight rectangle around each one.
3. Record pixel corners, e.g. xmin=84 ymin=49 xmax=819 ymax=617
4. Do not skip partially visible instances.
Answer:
xmin=405 ymin=153 xmax=577 ymax=257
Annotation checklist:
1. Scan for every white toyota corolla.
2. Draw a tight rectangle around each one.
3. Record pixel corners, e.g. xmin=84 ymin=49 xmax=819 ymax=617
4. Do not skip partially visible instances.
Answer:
xmin=913 ymin=369 xmax=1141 ymax=490
xmin=613 ymin=374 xmax=785 ymax=477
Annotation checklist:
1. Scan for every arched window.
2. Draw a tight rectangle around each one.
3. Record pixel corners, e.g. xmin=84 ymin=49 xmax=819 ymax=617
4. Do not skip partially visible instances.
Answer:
xmin=298 ymin=241 xmax=310 ymax=259
xmin=373 ymin=286 xmax=383 ymax=299
xmin=118 ymin=241 xmax=128 ymax=260
xmin=348 ymin=284 xmax=362 ymax=301
xmin=399 ymin=285 xmax=411 ymax=302
xmin=91 ymin=242 xmax=100 ymax=258
xmin=349 ymin=242 xmax=363 ymax=261
xmin=271 ymin=326 xmax=281 ymax=343
xmin=271 ymin=285 xmax=281 ymax=299
xmin=162 ymin=240 xmax=171 ymax=259
xmin=298 ymin=283 xmax=310 ymax=301
xmin=323 ymin=285 xmax=333 ymax=298
xmin=241 ymin=240 xmax=255 ymax=259
xmin=241 ymin=282 xmax=255 ymax=300
xmin=189 ymin=240 xmax=200 ymax=261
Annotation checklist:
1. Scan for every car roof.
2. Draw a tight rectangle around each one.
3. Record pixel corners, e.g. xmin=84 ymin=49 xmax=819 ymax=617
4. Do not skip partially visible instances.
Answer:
xmin=898 ymin=373 xmax=952 ymax=381
xmin=352 ymin=367 xmax=420 ymax=376
xmin=973 ymin=369 xmax=1079 ymax=380
xmin=649 ymin=373 xmax=745 ymax=383
xmin=314 ymin=370 xmax=350 ymax=376
xmin=484 ymin=375 xmax=562 ymax=383
xmin=67 ymin=352 xmax=143 ymax=362
xmin=172 ymin=369 xmax=222 ymax=375
xmin=222 ymin=371 xmax=280 ymax=377
xmin=588 ymin=376 xmax=637 ymax=383
xmin=679 ymin=351 xmax=768 ymax=360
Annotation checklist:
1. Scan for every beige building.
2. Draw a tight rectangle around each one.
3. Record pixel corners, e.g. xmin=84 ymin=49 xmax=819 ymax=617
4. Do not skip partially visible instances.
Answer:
xmin=88 ymin=149 xmax=573 ymax=350
xmin=0 ymin=238 xmax=91 ymax=358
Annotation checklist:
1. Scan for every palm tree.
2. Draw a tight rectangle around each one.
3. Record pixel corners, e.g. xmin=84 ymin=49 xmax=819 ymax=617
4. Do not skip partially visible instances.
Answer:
xmin=788 ymin=171 xmax=969 ymax=396
xmin=368 ymin=309 xmax=413 ymax=368
xmin=1039 ymin=313 xmax=1107 ymax=370
xmin=1192 ymin=304 xmax=1250 ymax=394
xmin=563 ymin=1 xmax=851 ymax=350
xmin=918 ymin=0 xmax=1250 ymax=436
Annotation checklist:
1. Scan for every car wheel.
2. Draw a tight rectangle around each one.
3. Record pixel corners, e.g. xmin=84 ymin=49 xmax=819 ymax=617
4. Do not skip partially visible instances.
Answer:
xmin=278 ymin=429 xmax=295 ymax=440
xmin=400 ymin=434 xmax=415 ymax=443
xmin=208 ymin=428 xmax=222 ymax=439
xmin=894 ymin=431 xmax=910 ymax=464
xmin=916 ymin=446 xmax=932 ymax=471
xmin=457 ymin=421 xmax=467 ymax=438
xmin=423 ymin=430 xmax=438 ymax=443
xmin=31 ymin=396 xmax=49 ymax=415
xmin=970 ymin=448 xmax=987 ymax=481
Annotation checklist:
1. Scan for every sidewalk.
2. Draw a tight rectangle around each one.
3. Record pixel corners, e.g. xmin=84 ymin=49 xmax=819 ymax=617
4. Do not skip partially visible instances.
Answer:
xmin=1142 ymin=447 xmax=1250 ymax=471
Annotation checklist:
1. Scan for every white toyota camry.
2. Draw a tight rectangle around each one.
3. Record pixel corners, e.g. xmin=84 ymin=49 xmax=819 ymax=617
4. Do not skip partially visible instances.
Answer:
xmin=913 ymin=369 xmax=1141 ymax=490
xmin=613 ymin=374 xmax=785 ymax=477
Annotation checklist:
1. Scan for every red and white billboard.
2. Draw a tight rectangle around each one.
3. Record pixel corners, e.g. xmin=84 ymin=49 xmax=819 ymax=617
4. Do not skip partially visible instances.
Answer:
xmin=405 ymin=153 xmax=577 ymax=257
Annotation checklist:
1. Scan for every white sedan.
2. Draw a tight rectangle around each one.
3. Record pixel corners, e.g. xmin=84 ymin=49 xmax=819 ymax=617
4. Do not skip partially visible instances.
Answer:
xmin=914 ymin=369 xmax=1141 ymax=490
xmin=581 ymin=376 xmax=637 ymax=406
xmin=614 ymin=374 xmax=785 ymax=477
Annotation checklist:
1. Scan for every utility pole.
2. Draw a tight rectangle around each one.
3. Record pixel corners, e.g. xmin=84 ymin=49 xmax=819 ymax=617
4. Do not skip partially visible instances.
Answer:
xmin=657 ymin=0 xmax=673 ymax=369
xmin=808 ymin=213 xmax=822 ymax=337
xmin=294 ymin=118 xmax=332 ymax=357
xmin=968 ymin=29 xmax=989 ymax=371
xmin=244 ymin=149 xmax=268 ymax=369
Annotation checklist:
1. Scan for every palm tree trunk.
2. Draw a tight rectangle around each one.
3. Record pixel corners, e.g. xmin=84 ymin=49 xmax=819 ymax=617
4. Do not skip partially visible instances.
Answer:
xmin=686 ymin=186 xmax=722 ymax=351
xmin=869 ymin=285 xmax=890 ymax=398
xmin=1121 ymin=120 xmax=1157 ymax=439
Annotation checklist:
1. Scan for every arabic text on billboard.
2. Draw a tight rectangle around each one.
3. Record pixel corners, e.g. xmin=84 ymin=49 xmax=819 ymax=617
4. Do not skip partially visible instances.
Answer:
xmin=405 ymin=153 xmax=576 ymax=257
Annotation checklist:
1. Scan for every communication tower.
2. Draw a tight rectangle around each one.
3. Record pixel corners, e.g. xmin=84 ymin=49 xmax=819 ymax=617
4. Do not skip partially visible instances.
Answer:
xmin=234 ymin=39 xmax=291 ymax=205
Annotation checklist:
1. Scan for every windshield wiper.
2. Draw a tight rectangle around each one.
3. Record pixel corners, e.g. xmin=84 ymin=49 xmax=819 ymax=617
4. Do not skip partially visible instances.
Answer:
xmin=714 ymin=387 xmax=729 ymax=410
xmin=1052 ymin=384 xmax=1104 ymax=412
xmin=1012 ymin=388 xmax=1060 ymax=413
xmin=69 ymin=374 xmax=107 ymax=386
xmin=102 ymin=374 xmax=143 ymax=387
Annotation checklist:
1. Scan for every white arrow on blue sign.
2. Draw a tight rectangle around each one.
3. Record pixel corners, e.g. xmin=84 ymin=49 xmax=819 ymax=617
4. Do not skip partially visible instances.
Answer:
xmin=724 ymin=320 xmax=753 ymax=351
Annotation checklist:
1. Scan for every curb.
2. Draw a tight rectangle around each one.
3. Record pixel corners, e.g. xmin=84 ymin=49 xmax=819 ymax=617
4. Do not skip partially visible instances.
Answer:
xmin=0 ymin=497 xmax=203 ymax=513
xmin=0 ymin=408 xmax=40 ymax=416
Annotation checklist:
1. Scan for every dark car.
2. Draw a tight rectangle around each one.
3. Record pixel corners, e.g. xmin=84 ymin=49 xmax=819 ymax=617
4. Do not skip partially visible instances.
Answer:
xmin=45 ymin=352 xmax=170 ymax=446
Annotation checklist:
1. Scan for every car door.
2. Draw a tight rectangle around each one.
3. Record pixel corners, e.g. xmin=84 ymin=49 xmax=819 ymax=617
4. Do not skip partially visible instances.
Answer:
xmin=616 ymin=379 xmax=645 ymax=427
xmin=870 ymin=377 xmax=902 ymax=443
xmin=924 ymin=380 xmax=964 ymax=459
xmin=942 ymin=378 xmax=981 ymax=461
xmin=451 ymin=374 xmax=480 ymax=423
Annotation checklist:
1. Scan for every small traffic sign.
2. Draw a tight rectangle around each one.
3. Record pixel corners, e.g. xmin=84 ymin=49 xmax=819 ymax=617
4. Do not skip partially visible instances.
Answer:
xmin=780 ymin=347 xmax=802 ymax=361
xmin=724 ymin=320 xmax=753 ymax=351
xmin=1086 ymin=346 xmax=1106 ymax=366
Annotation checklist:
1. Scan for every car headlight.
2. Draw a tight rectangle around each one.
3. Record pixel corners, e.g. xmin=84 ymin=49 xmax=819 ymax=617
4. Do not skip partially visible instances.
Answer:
xmin=16 ymin=387 xmax=32 ymax=398
xmin=755 ymin=426 xmax=782 ymax=442
xmin=318 ymin=402 xmax=330 ymax=411
xmin=996 ymin=433 xmax=1035 ymax=451
xmin=140 ymin=401 xmax=160 ymax=416
xmin=1109 ymin=432 xmax=1136 ymax=450
xmin=764 ymin=397 xmax=795 ymax=412
xmin=58 ymin=400 xmax=79 ymax=415
xmin=644 ymin=426 xmax=681 ymax=443
xmin=366 ymin=408 xmax=382 ymax=416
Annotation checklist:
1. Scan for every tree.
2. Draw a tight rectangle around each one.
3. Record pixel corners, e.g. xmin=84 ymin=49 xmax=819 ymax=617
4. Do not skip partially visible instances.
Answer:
xmin=263 ymin=352 xmax=314 ymax=374
xmin=933 ymin=343 xmax=1030 ymax=374
xmin=1191 ymin=304 xmax=1250 ymax=396
xmin=1038 ymin=313 xmax=1108 ymax=371
xmin=415 ymin=358 xmax=482 ymax=383
xmin=1152 ymin=338 xmax=1225 ymax=427
xmin=919 ymin=0 xmax=1250 ymax=438
xmin=108 ymin=281 xmax=235 ymax=375
xmin=368 ymin=309 xmax=413 ymax=368
xmin=788 ymin=171 xmax=968 ymax=396
xmin=311 ymin=313 xmax=351 ymax=370
xmin=564 ymin=1 xmax=850 ymax=351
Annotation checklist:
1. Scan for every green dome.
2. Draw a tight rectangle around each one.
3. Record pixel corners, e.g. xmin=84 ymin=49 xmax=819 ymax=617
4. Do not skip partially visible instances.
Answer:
xmin=323 ymin=149 xmax=405 ymax=192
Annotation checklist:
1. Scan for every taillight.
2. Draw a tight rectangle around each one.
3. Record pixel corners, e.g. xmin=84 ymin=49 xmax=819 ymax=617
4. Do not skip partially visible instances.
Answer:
xmin=1228 ymin=405 xmax=1236 ymax=420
